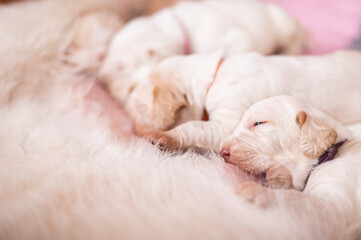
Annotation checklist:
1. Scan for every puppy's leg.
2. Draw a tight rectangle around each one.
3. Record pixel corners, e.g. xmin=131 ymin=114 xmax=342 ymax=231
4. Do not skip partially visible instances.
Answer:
xmin=144 ymin=108 xmax=241 ymax=151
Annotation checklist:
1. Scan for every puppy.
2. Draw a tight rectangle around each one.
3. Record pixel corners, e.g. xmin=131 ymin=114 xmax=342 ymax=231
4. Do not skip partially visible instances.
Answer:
xmin=220 ymin=95 xmax=361 ymax=237
xmin=0 ymin=1 xmax=357 ymax=238
xmin=144 ymin=50 xmax=361 ymax=151
xmin=99 ymin=0 xmax=306 ymax=131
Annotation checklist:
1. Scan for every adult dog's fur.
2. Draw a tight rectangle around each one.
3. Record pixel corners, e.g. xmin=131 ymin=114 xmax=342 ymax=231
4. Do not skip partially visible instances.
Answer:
xmin=144 ymin=51 xmax=361 ymax=151
xmin=221 ymin=96 xmax=361 ymax=238
xmin=0 ymin=0 xmax=357 ymax=239
xmin=1 ymin=94 xmax=355 ymax=240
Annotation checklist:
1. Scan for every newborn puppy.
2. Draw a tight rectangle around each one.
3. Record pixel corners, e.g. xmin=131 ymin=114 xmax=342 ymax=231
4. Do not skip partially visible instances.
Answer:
xmin=221 ymin=95 xmax=350 ymax=190
xmin=144 ymin=50 xmax=361 ymax=151
xmin=220 ymin=96 xmax=361 ymax=237
xmin=99 ymin=0 xmax=306 ymax=132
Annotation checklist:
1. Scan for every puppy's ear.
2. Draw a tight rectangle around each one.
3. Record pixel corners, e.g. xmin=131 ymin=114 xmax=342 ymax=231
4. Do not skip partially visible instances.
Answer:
xmin=150 ymin=70 xmax=187 ymax=131
xmin=296 ymin=111 xmax=338 ymax=158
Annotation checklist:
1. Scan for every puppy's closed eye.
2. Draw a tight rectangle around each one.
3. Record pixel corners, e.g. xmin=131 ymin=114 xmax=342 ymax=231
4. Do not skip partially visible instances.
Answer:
xmin=253 ymin=121 xmax=267 ymax=127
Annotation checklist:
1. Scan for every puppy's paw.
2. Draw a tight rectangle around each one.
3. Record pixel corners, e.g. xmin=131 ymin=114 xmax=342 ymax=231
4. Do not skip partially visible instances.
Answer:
xmin=143 ymin=131 xmax=181 ymax=151
xmin=236 ymin=182 xmax=272 ymax=208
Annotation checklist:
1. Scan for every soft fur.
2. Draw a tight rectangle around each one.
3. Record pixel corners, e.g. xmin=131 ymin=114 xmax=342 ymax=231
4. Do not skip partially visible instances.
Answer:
xmin=144 ymin=51 xmax=361 ymax=151
xmin=1 ymin=95 xmax=356 ymax=240
xmin=220 ymin=96 xmax=361 ymax=238
xmin=0 ymin=0 xmax=155 ymax=105
xmin=99 ymin=0 xmax=306 ymax=131
xmin=0 ymin=0 xmax=358 ymax=239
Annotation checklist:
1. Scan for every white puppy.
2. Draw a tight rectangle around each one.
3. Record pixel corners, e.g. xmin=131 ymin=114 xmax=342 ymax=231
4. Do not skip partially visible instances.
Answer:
xmin=145 ymin=50 xmax=361 ymax=151
xmin=0 ymin=1 xmax=356 ymax=238
xmin=220 ymin=96 xmax=361 ymax=237
xmin=99 ymin=0 xmax=306 ymax=131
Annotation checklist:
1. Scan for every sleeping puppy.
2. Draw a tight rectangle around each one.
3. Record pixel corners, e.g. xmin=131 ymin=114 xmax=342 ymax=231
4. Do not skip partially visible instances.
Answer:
xmin=219 ymin=95 xmax=361 ymax=237
xmin=144 ymin=50 xmax=361 ymax=151
xmin=99 ymin=0 xmax=306 ymax=131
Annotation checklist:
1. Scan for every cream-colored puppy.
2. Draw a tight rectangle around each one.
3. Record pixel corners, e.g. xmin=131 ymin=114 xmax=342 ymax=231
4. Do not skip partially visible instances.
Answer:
xmin=220 ymin=95 xmax=361 ymax=237
xmin=145 ymin=50 xmax=361 ymax=151
xmin=99 ymin=0 xmax=305 ymax=130
xmin=0 ymin=1 xmax=356 ymax=238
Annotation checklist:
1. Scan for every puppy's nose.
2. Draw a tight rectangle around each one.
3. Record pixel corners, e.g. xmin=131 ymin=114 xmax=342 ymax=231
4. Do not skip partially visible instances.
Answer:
xmin=220 ymin=148 xmax=231 ymax=162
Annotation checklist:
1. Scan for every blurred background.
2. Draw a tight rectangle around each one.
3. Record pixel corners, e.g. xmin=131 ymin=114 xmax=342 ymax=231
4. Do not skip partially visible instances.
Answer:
xmin=264 ymin=0 xmax=361 ymax=54
xmin=1 ymin=0 xmax=360 ymax=54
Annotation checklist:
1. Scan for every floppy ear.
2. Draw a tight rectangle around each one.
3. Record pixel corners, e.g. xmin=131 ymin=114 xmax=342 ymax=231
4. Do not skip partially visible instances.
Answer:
xmin=296 ymin=111 xmax=338 ymax=158
xmin=150 ymin=70 xmax=187 ymax=131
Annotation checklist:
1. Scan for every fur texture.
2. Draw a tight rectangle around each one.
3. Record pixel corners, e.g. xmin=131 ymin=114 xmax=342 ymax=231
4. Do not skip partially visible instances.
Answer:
xmin=1 ymin=94 xmax=355 ymax=240
xmin=99 ymin=0 xmax=306 ymax=131
xmin=144 ymin=51 xmax=361 ymax=151
xmin=221 ymin=96 xmax=361 ymax=238
xmin=0 ymin=0 xmax=359 ymax=239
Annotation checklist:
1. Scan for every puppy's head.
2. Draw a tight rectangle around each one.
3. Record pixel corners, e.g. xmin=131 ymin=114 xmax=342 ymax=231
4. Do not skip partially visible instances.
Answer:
xmin=220 ymin=96 xmax=339 ymax=190
xmin=98 ymin=21 xmax=184 ymax=103
xmin=149 ymin=52 xmax=224 ymax=131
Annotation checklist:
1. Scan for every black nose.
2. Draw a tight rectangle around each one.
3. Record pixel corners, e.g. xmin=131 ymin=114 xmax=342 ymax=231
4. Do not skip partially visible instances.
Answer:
xmin=220 ymin=148 xmax=231 ymax=162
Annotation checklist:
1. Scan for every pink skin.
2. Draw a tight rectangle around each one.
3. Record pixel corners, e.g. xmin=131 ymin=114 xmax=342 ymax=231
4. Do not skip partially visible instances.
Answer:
xmin=85 ymin=83 xmax=135 ymax=138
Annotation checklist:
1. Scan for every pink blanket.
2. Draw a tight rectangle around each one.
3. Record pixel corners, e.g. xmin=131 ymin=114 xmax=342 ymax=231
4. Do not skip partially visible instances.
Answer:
xmin=263 ymin=0 xmax=361 ymax=54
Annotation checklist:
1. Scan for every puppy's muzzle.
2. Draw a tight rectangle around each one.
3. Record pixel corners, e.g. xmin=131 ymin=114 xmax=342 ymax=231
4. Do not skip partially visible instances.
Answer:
xmin=220 ymin=147 xmax=231 ymax=162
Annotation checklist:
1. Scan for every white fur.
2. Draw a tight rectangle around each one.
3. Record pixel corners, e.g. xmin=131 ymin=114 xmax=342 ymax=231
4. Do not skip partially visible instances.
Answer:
xmin=221 ymin=96 xmax=361 ymax=238
xmin=0 ymin=94 xmax=353 ymax=240
xmin=99 ymin=0 xmax=305 ymax=125
xmin=346 ymin=122 xmax=361 ymax=140
xmin=146 ymin=51 xmax=361 ymax=151
xmin=0 ymin=1 xmax=354 ymax=239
